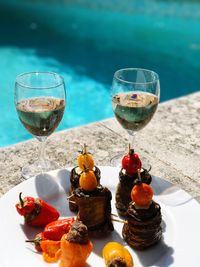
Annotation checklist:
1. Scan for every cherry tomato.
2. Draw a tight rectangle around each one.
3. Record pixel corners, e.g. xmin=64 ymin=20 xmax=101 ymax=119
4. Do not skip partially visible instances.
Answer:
xmin=122 ymin=152 xmax=141 ymax=175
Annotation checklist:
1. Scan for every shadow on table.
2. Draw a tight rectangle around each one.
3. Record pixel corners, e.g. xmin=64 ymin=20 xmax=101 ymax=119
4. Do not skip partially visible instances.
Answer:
xmin=91 ymin=228 xmax=124 ymax=257
xmin=135 ymin=239 xmax=174 ymax=267
xmin=20 ymin=222 xmax=43 ymax=255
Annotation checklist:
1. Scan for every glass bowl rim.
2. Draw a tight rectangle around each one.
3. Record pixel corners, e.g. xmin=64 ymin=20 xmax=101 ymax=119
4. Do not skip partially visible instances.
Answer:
xmin=15 ymin=71 xmax=64 ymax=90
xmin=113 ymin=68 xmax=159 ymax=85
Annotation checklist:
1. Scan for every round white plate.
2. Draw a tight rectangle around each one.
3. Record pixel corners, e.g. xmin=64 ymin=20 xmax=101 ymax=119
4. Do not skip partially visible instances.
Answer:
xmin=0 ymin=166 xmax=199 ymax=267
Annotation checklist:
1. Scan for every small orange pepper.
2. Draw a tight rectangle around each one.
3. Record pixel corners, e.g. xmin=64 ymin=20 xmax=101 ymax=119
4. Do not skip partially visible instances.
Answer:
xmin=60 ymin=234 xmax=93 ymax=267
xmin=40 ymin=240 xmax=61 ymax=263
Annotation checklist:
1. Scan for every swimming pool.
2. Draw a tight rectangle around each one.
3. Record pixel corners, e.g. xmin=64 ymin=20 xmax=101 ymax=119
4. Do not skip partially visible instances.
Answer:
xmin=0 ymin=0 xmax=200 ymax=147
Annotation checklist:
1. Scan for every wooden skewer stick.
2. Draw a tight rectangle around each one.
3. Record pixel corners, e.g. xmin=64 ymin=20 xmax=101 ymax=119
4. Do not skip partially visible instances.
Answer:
xmin=83 ymin=143 xmax=87 ymax=154
xmin=111 ymin=213 xmax=119 ymax=218
xmin=67 ymin=194 xmax=74 ymax=199
xmin=69 ymin=201 xmax=76 ymax=204
xmin=112 ymin=218 xmax=128 ymax=224
xmin=137 ymin=168 xmax=141 ymax=181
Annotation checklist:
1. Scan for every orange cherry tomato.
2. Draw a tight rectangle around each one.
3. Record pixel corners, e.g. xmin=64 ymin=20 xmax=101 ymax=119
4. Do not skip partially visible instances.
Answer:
xmin=131 ymin=183 xmax=153 ymax=207
xmin=79 ymin=170 xmax=97 ymax=191
xmin=77 ymin=144 xmax=95 ymax=171
xmin=77 ymin=153 xmax=94 ymax=171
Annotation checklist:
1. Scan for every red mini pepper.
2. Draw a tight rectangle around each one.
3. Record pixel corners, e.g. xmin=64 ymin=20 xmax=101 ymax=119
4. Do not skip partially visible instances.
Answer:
xmin=26 ymin=217 xmax=75 ymax=252
xmin=15 ymin=192 xmax=60 ymax=227
xmin=15 ymin=192 xmax=35 ymax=216
xmin=26 ymin=232 xmax=47 ymax=252
xmin=43 ymin=217 xmax=75 ymax=241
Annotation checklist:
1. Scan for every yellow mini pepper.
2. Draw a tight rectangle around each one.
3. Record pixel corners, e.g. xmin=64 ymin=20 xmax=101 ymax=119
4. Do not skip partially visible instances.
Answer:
xmin=102 ymin=242 xmax=134 ymax=267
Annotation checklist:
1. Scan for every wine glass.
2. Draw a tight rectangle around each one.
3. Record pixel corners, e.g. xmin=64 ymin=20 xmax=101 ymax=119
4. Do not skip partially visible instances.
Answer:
xmin=111 ymin=68 xmax=160 ymax=167
xmin=14 ymin=71 xmax=66 ymax=179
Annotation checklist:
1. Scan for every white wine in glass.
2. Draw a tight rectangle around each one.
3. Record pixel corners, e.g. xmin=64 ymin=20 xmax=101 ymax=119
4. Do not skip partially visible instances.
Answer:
xmin=15 ymin=71 xmax=66 ymax=179
xmin=111 ymin=68 xmax=160 ymax=167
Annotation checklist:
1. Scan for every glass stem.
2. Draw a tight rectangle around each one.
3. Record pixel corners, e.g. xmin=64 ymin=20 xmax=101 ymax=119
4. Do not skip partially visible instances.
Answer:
xmin=38 ymin=137 xmax=47 ymax=168
xmin=128 ymin=130 xmax=136 ymax=150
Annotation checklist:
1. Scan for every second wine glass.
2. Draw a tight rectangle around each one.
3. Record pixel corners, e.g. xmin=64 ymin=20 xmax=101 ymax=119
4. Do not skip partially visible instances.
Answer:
xmin=111 ymin=68 xmax=160 ymax=167
xmin=15 ymin=71 xmax=66 ymax=179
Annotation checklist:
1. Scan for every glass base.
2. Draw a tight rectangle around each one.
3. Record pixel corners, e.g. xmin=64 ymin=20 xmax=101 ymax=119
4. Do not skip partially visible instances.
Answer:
xmin=21 ymin=159 xmax=60 ymax=179
xmin=110 ymin=152 xmax=151 ymax=171
xmin=110 ymin=152 xmax=126 ymax=168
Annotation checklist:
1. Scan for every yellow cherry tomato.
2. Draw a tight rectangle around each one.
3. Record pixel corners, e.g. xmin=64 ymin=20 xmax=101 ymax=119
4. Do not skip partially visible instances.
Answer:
xmin=79 ymin=170 xmax=97 ymax=191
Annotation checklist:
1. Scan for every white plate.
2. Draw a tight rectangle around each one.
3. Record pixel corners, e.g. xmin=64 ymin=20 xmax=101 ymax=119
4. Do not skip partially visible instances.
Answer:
xmin=0 ymin=166 xmax=200 ymax=267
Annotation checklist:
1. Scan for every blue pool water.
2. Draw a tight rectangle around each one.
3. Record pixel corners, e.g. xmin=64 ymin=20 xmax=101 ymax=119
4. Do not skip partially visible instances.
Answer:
xmin=0 ymin=1 xmax=200 ymax=147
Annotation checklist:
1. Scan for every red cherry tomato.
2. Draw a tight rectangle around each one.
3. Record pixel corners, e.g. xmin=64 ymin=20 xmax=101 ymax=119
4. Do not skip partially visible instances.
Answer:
xmin=122 ymin=152 xmax=141 ymax=175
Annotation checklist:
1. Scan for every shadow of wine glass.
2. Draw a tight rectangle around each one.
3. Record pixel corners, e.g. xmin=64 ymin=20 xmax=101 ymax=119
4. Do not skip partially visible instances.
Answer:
xmin=56 ymin=168 xmax=71 ymax=193
xmin=34 ymin=170 xmax=72 ymax=217
xmin=34 ymin=172 xmax=60 ymax=200
xmin=151 ymin=175 xmax=193 ymax=207
xmin=55 ymin=168 xmax=77 ymax=217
